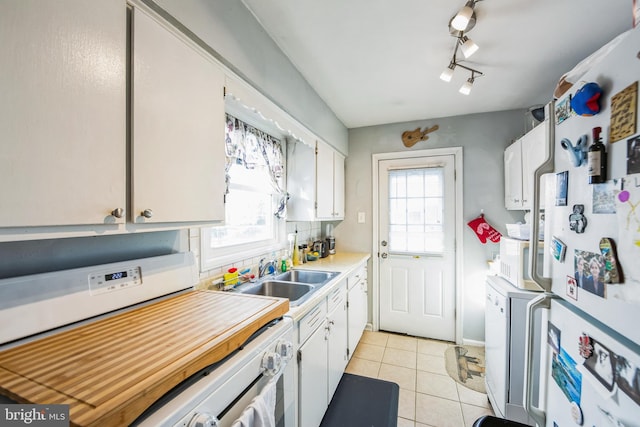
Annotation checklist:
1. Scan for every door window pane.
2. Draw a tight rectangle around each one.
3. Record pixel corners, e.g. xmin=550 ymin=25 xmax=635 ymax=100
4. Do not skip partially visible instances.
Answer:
xmin=388 ymin=167 xmax=444 ymax=254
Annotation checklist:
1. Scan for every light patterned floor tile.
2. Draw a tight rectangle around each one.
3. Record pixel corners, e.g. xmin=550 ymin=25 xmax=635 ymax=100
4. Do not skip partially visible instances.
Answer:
xmin=345 ymin=357 xmax=380 ymax=378
xmin=360 ymin=330 xmax=390 ymax=347
xmin=398 ymin=388 xmax=416 ymax=420
xmin=378 ymin=363 xmax=416 ymax=391
xmin=383 ymin=347 xmax=417 ymax=369
xmin=417 ymin=338 xmax=452 ymax=356
xmin=387 ymin=334 xmax=418 ymax=352
xmin=353 ymin=342 xmax=385 ymax=362
xmin=416 ymin=371 xmax=459 ymax=401
xmin=417 ymin=353 xmax=447 ymax=375
xmin=461 ymin=403 xmax=494 ymax=426
xmin=415 ymin=393 xmax=464 ymax=427
xmin=397 ymin=417 xmax=415 ymax=427
xmin=456 ymin=383 xmax=491 ymax=408
xmin=396 ymin=417 xmax=416 ymax=427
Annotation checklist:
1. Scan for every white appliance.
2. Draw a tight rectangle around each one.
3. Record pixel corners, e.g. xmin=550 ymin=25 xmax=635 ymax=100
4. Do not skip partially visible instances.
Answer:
xmin=524 ymin=26 xmax=640 ymax=427
xmin=485 ymin=275 xmax=542 ymax=426
xmin=499 ymin=237 xmax=544 ymax=291
xmin=0 ymin=253 xmax=295 ymax=427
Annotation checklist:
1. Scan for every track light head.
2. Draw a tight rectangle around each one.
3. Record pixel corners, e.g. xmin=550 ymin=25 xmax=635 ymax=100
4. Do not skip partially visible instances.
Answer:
xmin=459 ymin=35 xmax=479 ymax=58
xmin=451 ymin=1 xmax=476 ymax=32
xmin=439 ymin=61 xmax=456 ymax=82
xmin=459 ymin=77 xmax=474 ymax=95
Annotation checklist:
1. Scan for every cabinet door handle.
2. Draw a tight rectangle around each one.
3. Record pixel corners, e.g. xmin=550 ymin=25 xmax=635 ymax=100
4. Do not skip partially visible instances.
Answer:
xmin=111 ymin=208 xmax=124 ymax=218
xmin=141 ymin=209 xmax=153 ymax=218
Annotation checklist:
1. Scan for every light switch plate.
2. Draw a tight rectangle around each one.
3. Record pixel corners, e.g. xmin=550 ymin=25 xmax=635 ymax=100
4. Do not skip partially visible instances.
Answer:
xmin=357 ymin=212 xmax=366 ymax=223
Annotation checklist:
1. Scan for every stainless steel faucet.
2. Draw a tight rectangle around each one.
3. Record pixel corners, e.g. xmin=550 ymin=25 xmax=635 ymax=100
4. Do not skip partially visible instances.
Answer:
xmin=258 ymin=258 xmax=278 ymax=278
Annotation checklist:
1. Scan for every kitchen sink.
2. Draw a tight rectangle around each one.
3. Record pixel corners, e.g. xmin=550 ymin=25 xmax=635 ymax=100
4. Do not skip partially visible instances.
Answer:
xmin=274 ymin=270 xmax=339 ymax=284
xmin=235 ymin=269 xmax=341 ymax=307
xmin=237 ymin=280 xmax=314 ymax=306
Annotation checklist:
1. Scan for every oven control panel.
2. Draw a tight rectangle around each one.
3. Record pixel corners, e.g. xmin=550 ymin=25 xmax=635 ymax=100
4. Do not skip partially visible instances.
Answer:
xmin=89 ymin=266 xmax=142 ymax=295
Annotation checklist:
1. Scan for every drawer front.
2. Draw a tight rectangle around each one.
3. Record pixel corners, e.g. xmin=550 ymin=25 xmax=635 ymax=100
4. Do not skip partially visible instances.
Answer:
xmin=299 ymin=300 xmax=327 ymax=344
xmin=327 ymin=280 xmax=346 ymax=313
xmin=347 ymin=264 xmax=367 ymax=289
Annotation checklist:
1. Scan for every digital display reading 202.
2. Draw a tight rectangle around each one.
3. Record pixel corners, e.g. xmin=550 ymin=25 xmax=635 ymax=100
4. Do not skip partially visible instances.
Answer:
xmin=105 ymin=271 xmax=128 ymax=281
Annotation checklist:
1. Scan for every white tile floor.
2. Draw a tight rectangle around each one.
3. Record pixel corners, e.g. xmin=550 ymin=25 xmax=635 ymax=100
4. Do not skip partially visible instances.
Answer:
xmin=345 ymin=331 xmax=495 ymax=427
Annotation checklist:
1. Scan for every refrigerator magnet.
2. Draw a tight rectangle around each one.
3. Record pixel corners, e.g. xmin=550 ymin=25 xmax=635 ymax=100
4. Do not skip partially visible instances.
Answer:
xmin=583 ymin=339 xmax=616 ymax=392
xmin=616 ymin=354 xmax=640 ymax=405
xmin=556 ymin=171 xmax=569 ymax=206
xmin=566 ymin=276 xmax=578 ymax=300
xmin=569 ymin=204 xmax=588 ymax=233
xmin=578 ymin=333 xmax=593 ymax=359
xmin=551 ymin=236 xmax=567 ymax=262
xmin=571 ymin=401 xmax=584 ymax=425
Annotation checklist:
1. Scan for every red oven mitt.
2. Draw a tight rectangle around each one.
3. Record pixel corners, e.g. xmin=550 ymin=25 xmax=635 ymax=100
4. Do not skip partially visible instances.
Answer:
xmin=467 ymin=214 xmax=502 ymax=244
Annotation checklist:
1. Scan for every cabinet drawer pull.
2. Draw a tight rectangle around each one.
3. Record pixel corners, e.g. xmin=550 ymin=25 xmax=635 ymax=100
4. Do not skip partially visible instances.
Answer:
xmin=141 ymin=209 xmax=153 ymax=218
xmin=111 ymin=208 xmax=124 ymax=218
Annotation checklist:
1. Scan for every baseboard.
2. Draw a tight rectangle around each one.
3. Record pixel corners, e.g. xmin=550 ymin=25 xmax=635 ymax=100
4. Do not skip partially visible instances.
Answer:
xmin=462 ymin=338 xmax=485 ymax=347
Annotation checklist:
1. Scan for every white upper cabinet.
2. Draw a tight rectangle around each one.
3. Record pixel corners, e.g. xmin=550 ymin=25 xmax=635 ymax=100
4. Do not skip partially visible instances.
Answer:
xmin=504 ymin=139 xmax=524 ymax=210
xmin=504 ymin=122 xmax=548 ymax=210
xmin=0 ymin=1 xmax=127 ymax=227
xmin=288 ymin=139 xmax=344 ymax=221
xmin=131 ymin=8 xmax=225 ymax=223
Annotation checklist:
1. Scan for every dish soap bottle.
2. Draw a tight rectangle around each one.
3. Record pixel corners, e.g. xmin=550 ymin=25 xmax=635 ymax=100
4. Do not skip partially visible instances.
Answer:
xmin=292 ymin=236 xmax=301 ymax=266
xmin=281 ymin=256 xmax=287 ymax=272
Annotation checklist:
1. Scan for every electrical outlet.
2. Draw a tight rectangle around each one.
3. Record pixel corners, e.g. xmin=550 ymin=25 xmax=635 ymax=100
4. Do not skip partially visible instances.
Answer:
xmin=357 ymin=212 xmax=366 ymax=224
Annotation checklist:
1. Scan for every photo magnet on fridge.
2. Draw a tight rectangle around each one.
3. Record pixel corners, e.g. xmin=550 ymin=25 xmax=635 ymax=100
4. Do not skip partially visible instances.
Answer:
xmin=616 ymin=354 xmax=640 ymax=405
xmin=548 ymin=321 xmax=561 ymax=353
xmin=551 ymin=348 xmax=582 ymax=404
xmin=628 ymin=134 xmax=640 ymax=174
xmin=551 ymin=236 xmax=567 ymax=262
xmin=556 ymin=171 xmax=569 ymax=206
xmin=574 ymin=250 xmax=606 ymax=298
xmin=583 ymin=339 xmax=616 ymax=392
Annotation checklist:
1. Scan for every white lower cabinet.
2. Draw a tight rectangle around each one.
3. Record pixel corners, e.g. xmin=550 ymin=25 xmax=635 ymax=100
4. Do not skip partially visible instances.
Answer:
xmin=297 ymin=279 xmax=349 ymax=427
xmin=327 ymin=282 xmax=348 ymax=398
xmin=298 ymin=301 xmax=329 ymax=427
xmin=347 ymin=264 xmax=368 ymax=359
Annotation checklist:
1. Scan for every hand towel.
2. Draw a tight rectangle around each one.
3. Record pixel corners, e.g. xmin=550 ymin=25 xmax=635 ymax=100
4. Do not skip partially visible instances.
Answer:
xmin=231 ymin=375 xmax=277 ymax=427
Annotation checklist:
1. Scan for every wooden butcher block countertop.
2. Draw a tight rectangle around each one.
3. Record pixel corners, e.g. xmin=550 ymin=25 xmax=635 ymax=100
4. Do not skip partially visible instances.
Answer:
xmin=0 ymin=290 xmax=289 ymax=427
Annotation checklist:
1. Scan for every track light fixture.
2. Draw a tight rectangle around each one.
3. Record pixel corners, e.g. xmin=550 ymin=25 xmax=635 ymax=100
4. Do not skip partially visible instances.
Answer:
xmin=440 ymin=0 xmax=484 ymax=95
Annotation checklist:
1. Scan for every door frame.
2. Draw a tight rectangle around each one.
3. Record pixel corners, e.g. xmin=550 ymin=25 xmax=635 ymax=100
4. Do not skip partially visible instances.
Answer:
xmin=372 ymin=147 xmax=464 ymax=344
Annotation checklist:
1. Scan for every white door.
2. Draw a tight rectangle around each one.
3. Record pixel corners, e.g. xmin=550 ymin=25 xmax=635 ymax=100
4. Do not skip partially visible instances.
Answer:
xmin=378 ymin=154 xmax=457 ymax=341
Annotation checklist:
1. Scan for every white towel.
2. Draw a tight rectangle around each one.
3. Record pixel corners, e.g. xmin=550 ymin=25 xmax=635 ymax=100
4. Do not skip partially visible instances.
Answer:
xmin=231 ymin=376 xmax=277 ymax=427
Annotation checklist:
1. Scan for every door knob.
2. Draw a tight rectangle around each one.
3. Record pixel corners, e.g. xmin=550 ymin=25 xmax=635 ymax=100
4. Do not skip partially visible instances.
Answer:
xmin=381 ymin=253 xmax=388 ymax=259
xmin=381 ymin=240 xmax=388 ymax=246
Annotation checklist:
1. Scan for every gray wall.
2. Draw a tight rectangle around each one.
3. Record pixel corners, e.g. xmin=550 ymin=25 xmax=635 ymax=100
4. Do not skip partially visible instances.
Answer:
xmin=151 ymin=0 xmax=348 ymax=154
xmin=336 ymin=110 xmax=527 ymax=343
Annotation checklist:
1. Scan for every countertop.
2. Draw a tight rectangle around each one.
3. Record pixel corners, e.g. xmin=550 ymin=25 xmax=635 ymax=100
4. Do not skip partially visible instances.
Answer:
xmin=283 ymin=252 xmax=370 ymax=322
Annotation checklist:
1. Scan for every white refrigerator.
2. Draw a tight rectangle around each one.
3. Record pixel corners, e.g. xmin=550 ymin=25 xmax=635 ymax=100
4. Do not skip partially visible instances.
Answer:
xmin=525 ymin=25 xmax=640 ymax=427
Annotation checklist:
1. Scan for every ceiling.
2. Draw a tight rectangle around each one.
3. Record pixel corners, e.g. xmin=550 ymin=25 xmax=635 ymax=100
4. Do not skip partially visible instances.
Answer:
xmin=241 ymin=0 xmax=633 ymax=129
